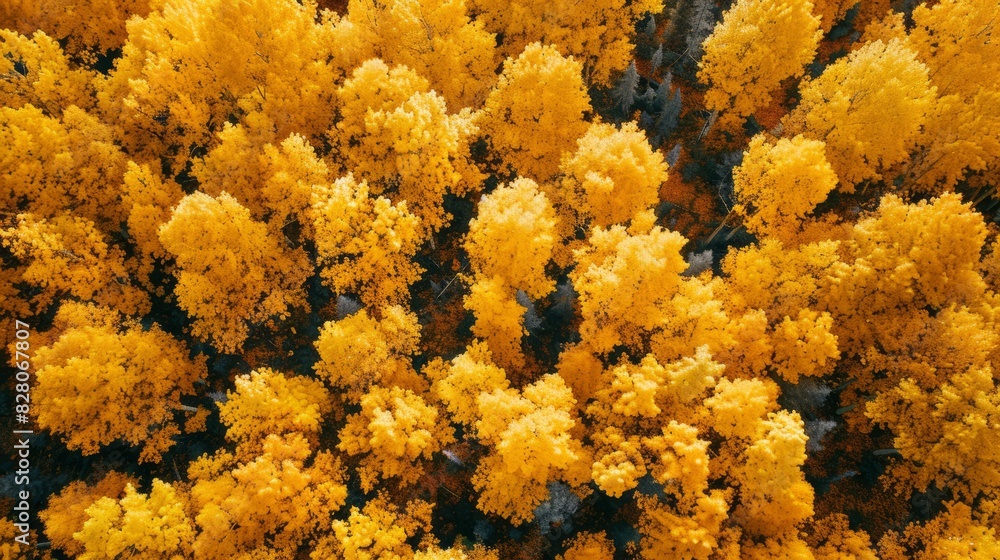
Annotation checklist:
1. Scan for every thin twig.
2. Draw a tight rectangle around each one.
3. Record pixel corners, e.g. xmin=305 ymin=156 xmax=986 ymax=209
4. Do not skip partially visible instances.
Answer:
xmin=436 ymin=263 xmax=468 ymax=300
xmin=705 ymin=211 xmax=733 ymax=245
xmin=664 ymin=46 xmax=690 ymax=71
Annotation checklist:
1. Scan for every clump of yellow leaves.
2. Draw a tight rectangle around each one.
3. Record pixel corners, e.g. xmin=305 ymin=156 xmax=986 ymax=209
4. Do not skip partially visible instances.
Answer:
xmin=338 ymin=386 xmax=455 ymax=491
xmin=472 ymin=374 xmax=587 ymax=524
xmin=314 ymin=306 xmax=424 ymax=403
xmin=74 ymin=480 xmax=195 ymax=560
xmin=699 ymin=0 xmax=821 ymax=127
xmin=312 ymin=174 xmax=424 ymax=308
xmin=188 ymin=433 xmax=347 ymax=559
xmin=218 ymin=368 xmax=332 ymax=458
xmin=478 ymin=42 xmax=590 ymax=181
xmin=32 ymin=302 xmax=206 ymax=462
xmin=558 ymin=122 xmax=669 ymax=229
xmin=783 ymin=39 xmax=934 ymax=191
xmin=158 ymin=191 xmax=310 ymax=353
xmin=733 ymin=134 xmax=838 ymax=245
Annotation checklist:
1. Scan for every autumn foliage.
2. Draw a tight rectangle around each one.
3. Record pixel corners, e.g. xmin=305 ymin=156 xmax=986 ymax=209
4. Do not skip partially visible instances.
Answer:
xmin=3 ymin=0 xmax=1000 ymax=558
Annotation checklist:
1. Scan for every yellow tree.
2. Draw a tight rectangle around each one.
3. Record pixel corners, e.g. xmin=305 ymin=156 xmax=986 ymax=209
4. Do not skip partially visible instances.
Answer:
xmin=463 ymin=275 xmax=530 ymax=369
xmin=158 ymin=191 xmax=310 ymax=353
xmin=649 ymin=267 xmax=733 ymax=364
xmin=39 ymin=472 xmax=136 ymax=558
xmin=589 ymin=348 xmax=812 ymax=557
xmin=637 ymin=422 xmax=729 ymax=560
xmin=313 ymin=306 xmax=423 ymax=404
xmin=1 ymin=0 xmax=149 ymax=63
xmin=332 ymin=59 xmax=428 ymax=179
xmin=0 ymin=104 xmax=127 ymax=229
xmin=0 ymin=30 xmax=93 ymax=113
xmin=313 ymin=494 xmax=435 ymax=560
xmin=721 ymin=239 xmax=842 ymax=325
xmin=333 ymin=59 xmax=482 ymax=235
xmin=218 ymin=368 xmax=332 ymax=458
xmin=472 ymin=374 xmax=587 ymax=524
xmin=120 ymin=161 xmax=186 ymax=288
xmin=782 ymin=39 xmax=934 ymax=191
xmin=189 ymin=433 xmax=348 ymax=559
xmin=732 ymin=134 xmax=838 ymax=244
xmin=719 ymin=239 xmax=843 ymax=385
xmin=637 ymin=492 xmax=730 ymax=560
xmin=558 ymin=122 xmax=669 ymax=229
xmin=822 ymin=194 xmax=997 ymax=460
xmin=820 ymin=194 xmax=987 ymax=368
xmin=73 ymin=480 xmax=194 ymax=560
xmin=878 ymin=502 xmax=1000 ymax=560
xmin=425 ymin=340 xmax=510 ymax=427
xmin=468 ymin=0 xmax=663 ymax=85
xmin=1 ymin=213 xmax=150 ymax=315
xmin=576 ymin=348 xmax=733 ymax=558
xmin=32 ymin=302 xmax=207 ymax=462
xmin=719 ymin=239 xmax=843 ymax=379
xmin=699 ymin=0 xmax=822 ymax=127
xmin=569 ymin=220 xmax=688 ymax=354
xmin=194 ymin=127 xmax=330 ymax=238
xmin=461 ymin=177 xmax=558 ymax=367
xmin=866 ymin=363 xmax=1000 ymax=500
xmin=95 ymin=0 xmax=343 ymax=171
xmin=464 ymin=177 xmax=558 ymax=299
xmin=730 ymin=410 xmax=815 ymax=536
xmin=903 ymin=0 xmax=1000 ymax=191
xmin=634 ymin=374 xmax=813 ymax=556
xmin=338 ymin=386 xmax=455 ymax=491
xmin=586 ymin=348 xmax=724 ymax=497
xmin=312 ymin=174 xmax=424 ymax=308
xmin=577 ymin=344 xmax=812 ymax=558
xmin=478 ymin=43 xmax=591 ymax=181
xmin=337 ymin=0 xmax=496 ymax=108
xmin=842 ymin=300 xmax=996 ymax=433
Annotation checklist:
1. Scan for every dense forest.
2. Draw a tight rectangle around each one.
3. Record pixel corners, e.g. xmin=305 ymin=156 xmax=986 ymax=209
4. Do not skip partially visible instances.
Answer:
xmin=1 ymin=0 xmax=999 ymax=558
